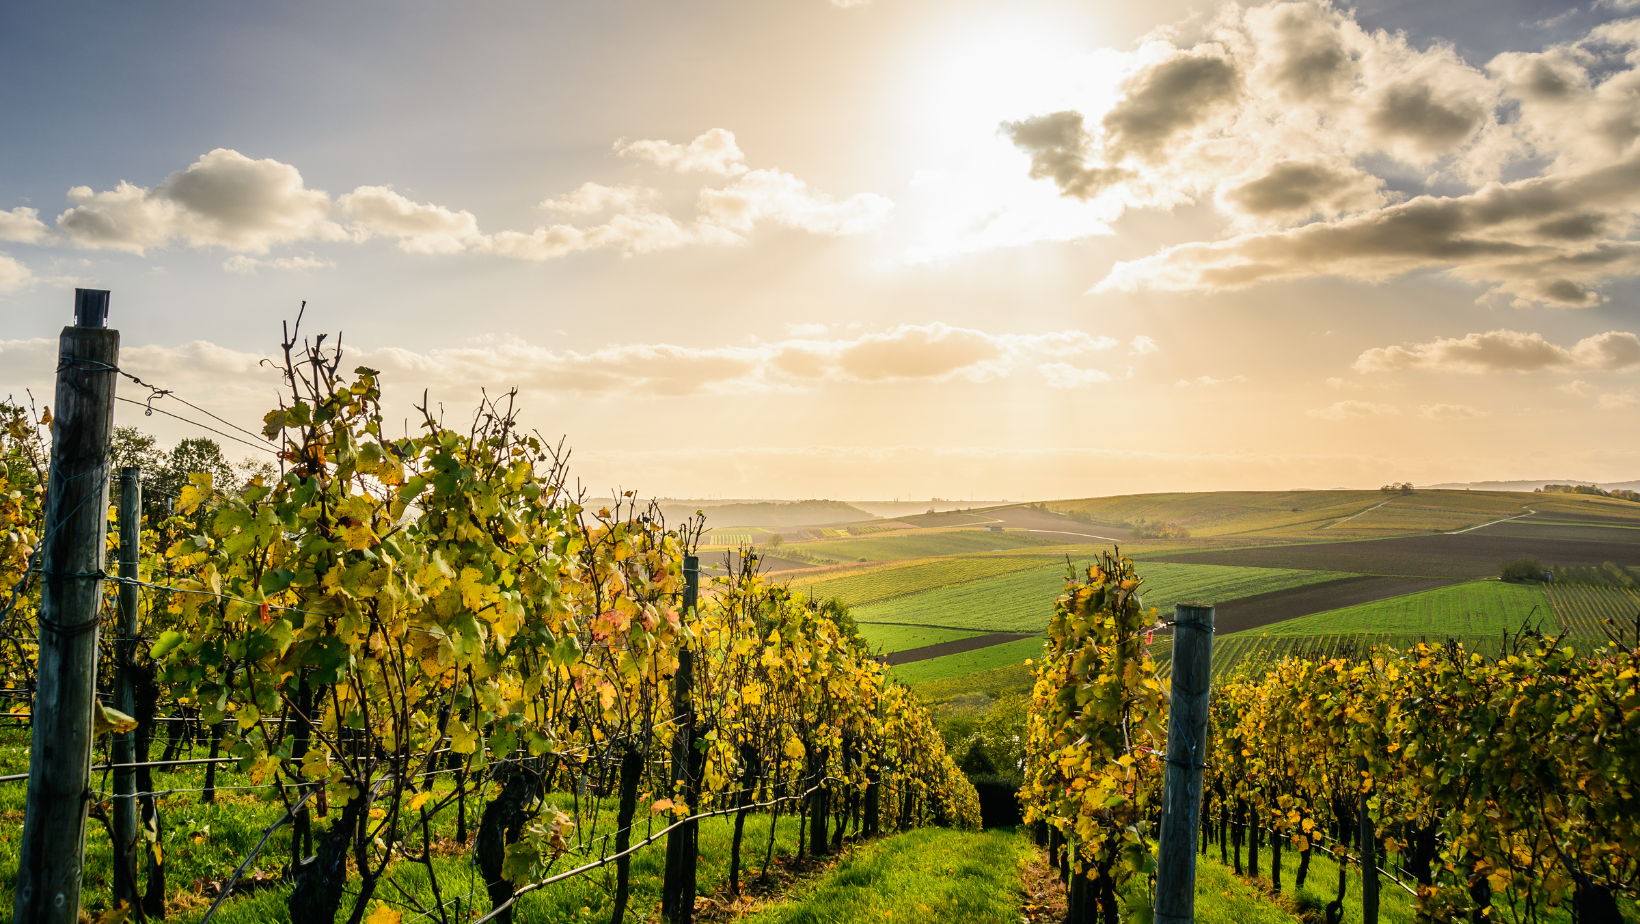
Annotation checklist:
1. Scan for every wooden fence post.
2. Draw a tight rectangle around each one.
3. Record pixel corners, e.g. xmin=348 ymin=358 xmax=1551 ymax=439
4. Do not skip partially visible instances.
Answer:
xmin=14 ymin=289 xmax=119 ymax=924
xmin=1359 ymin=754 xmax=1379 ymax=924
xmin=111 ymin=466 xmax=141 ymax=908
xmin=1153 ymin=603 xmax=1215 ymax=924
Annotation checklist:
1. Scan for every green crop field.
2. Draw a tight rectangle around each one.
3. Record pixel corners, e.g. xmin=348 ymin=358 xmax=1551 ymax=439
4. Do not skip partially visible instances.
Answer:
xmin=888 ymin=636 xmax=1045 ymax=685
xmin=910 ymin=660 xmax=1037 ymax=706
xmin=1173 ymin=632 xmax=1511 ymax=680
xmin=858 ymin=623 xmax=981 ymax=654
xmin=1046 ymin=489 xmax=1535 ymax=539
xmin=853 ymin=562 xmax=1352 ymax=634
xmin=794 ymin=554 xmax=1063 ymax=608
xmin=1240 ymin=580 xmax=1553 ymax=638
xmin=1545 ymin=584 xmax=1640 ymax=641
xmin=794 ymin=530 xmax=1066 ymax=562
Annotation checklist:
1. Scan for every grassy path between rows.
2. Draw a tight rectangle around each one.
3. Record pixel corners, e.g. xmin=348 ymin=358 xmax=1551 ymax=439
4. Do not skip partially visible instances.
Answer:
xmin=740 ymin=827 xmax=1305 ymax=924
xmin=742 ymin=827 xmax=1032 ymax=924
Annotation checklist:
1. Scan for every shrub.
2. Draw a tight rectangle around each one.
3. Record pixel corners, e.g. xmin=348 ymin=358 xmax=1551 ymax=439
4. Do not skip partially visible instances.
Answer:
xmin=1501 ymin=558 xmax=1547 ymax=583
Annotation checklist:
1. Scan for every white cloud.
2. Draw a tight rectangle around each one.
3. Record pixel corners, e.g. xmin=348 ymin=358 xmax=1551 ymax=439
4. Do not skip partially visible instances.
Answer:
xmin=1597 ymin=389 xmax=1639 ymax=409
xmin=1354 ymin=329 xmax=1640 ymax=373
xmin=222 ymin=254 xmax=333 ymax=275
xmin=0 ymin=208 xmax=51 ymax=244
xmin=994 ymin=1 xmax=1640 ymax=305
xmin=480 ymin=213 xmax=740 ymax=261
xmin=615 ymin=129 xmax=749 ymax=176
xmin=1416 ymin=403 xmax=1488 ymax=419
xmin=698 ymin=169 xmax=894 ymax=236
xmin=9 ymin=135 xmax=890 ymax=266
xmin=1174 ymin=375 xmax=1246 ymax=387
xmin=1039 ymin=363 xmax=1113 ymax=388
xmin=336 ymin=186 xmax=482 ymax=254
xmin=538 ymin=182 xmax=658 ymax=215
xmin=1307 ymin=400 xmax=1399 ymax=419
xmin=56 ymin=149 xmax=346 ymax=254
xmin=1558 ymin=379 xmax=1593 ymax=395
xmin=1128 ymin=335 xmax=1160 ymax=355
xmin=0 ymin=253 xmax=34 ymax=294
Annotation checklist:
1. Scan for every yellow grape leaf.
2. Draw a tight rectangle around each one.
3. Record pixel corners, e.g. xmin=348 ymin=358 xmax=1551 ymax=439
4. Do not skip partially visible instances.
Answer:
xmin=374 ymin=457 xmax=405 ymax=487
xmin=341 ymin=519 xmax=376 ymax=551
xmin=177 ymin=473 xmax=213 ymax=515
xmin=409 ymin=790 xmax=434 ymax=812
xmin=92 ymin=703 xmax=138 ymax=738
xmin=449 ymin=719 xmax=478 ymax=755
xmin=650 ymin=798 xmax=674 ymax=814
xmin=364 ymin=903 xmax=402 ymax=924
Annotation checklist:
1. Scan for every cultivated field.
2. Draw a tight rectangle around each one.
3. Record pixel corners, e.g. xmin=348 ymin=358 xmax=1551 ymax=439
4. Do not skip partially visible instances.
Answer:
xmin=857 ymin=623 xmax=981 ymax=654
xmin=888 ymin=636 xmax=1046 ymax=685
xmin=1238 ymin=580 xmax=1554 ymax=638
xmin=1208 ymin=575 xmax=1455 ymax=634
xmin=1147 ymin=520 xmax=1640 ymax=578
xmin=788 ymin=554 xmax=1064 ymax=607
xmin=852 ymin=562 xmax=1351 ymax=633
xmin=1544 ymin=583 xmax=1640 ymax=640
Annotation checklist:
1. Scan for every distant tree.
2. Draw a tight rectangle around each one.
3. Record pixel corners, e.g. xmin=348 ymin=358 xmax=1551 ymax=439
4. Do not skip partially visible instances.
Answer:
xmin=767 ymin=532 xmax=784 ymax=549
xmin=1501 ymin=558 xmax=1547 ymax=583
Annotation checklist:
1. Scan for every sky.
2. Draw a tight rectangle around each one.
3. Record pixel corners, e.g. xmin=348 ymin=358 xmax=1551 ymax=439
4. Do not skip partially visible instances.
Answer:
xmin=2 ymin=0 xmax=1639 ymax=501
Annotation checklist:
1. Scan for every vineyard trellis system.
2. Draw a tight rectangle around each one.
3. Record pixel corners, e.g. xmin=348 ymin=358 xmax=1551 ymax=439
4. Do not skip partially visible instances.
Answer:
xmin=0 ymin=294 xmax=981 ymax=924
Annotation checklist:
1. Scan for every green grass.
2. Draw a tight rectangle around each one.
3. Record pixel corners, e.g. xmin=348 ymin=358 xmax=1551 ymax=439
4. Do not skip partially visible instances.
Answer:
xmin=853 ymin=563 xmax=1353 ymax=634
xmin=1242 ymin=580 xmax=1553 ymax=638
xmin=889 ymin=637 xmax=1045 ymax=685
xmin=1189 ymin=854 xmax=1302 ymax=924
xmin=793 ymin=531 xmax=1064 ymax=563
xmin=857 ymin=624 xmax=981 ymax=654
xmin=1203 ymin=829 xmax=1638 ymax=923
xmin=0 ymin=725 xmax=815 ymax=924
xmin=742 ymin=827 xmax=1031 ymax=924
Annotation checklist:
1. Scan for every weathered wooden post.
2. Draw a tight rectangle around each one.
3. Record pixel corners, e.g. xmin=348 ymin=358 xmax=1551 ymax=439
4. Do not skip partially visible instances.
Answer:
xmin=111 ymin=466 xmax=142 ymax=908
xmin=1153 ymin=603 xmax=1215 ymax=924
xmin=661 ymin=554 xmax=700 ymax=924
xmin=15 ymin=289 xmax=120 ymax=924
xmin=1359 ymin=754 xmax=1379 ymax=924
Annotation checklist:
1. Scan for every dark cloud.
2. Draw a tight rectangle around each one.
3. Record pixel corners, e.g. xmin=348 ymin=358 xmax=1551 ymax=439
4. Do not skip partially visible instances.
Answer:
xmin=1367 ymin=83 xmax=1487 ymax=155
xmin=1099 ymin=153 xmax=1640 ymax=306
xmin=1001 ymin=111 xmax=1130 ymax=200
xmin=1258 ymin=2 xmax=1355 ymax=103
xmin=1222 ymin=161 xmax=1382 ymax=217
xmin=1102 ymin=52 xmax=1242 ymax=160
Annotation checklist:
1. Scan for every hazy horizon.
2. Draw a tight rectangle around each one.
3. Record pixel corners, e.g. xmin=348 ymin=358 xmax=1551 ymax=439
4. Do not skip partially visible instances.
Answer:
xmin=3 ymin=0 xmax=1638 ymax=498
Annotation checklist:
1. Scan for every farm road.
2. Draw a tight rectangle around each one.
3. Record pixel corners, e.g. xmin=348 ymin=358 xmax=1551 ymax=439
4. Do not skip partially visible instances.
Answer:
xmin=1210 ymin=575 xmax=1456 ymax=634
xmin=885 ymin=631 xmax=1033 ymax=665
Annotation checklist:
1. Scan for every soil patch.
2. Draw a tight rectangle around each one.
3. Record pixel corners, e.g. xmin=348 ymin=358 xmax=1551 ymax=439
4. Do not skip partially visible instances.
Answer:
xmin=1018 ymin=846 xmax=1068 ymax=924
xmin=885 ymin=632 xmax=1033 ymax=665
xmin=1211 ymin=576 xmax=1457 ymax=635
